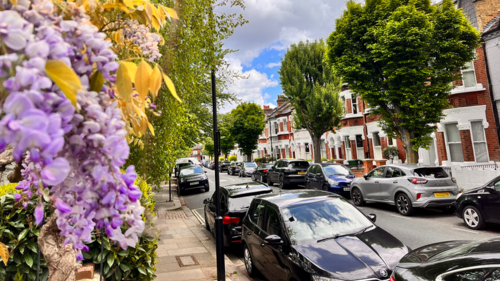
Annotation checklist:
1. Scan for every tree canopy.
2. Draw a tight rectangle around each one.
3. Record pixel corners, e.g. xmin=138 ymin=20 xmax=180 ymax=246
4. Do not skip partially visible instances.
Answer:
xmin=280 ymin=39 xmax=344 ymax=163
xmin=228 ymin=102 xmax=266 ymax=161
xmin=326 ymin=0 xmax=480 ymax=163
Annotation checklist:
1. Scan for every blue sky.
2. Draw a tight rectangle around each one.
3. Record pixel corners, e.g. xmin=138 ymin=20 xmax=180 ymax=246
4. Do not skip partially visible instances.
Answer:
xmin=219 ymin=0 xmax=348 ymax=112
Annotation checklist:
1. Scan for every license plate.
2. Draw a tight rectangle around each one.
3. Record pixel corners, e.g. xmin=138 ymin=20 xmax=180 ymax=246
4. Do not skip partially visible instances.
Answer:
xmin=298 ymin=172 xmax=306 ymax=175
xmin=190 ymin=182 xmax=198 ymax=185
xmin=343 ymin=188 xmax=350 ymax=191
xmin=434 ymin=192 xmax=450 ymax=197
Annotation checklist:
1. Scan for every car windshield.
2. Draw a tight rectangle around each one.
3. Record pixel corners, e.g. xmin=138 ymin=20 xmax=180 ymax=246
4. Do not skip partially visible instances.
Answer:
xmin=228 ymin=191 xmax=272 ymax=211
xmin=261 ymin=165 xmax=272 ymax=169
xmin=180 ymin=166 xmax=203 ymax=176
xmin=244 ymin=163 xmax=257 ymax=167
xmin=281 ymin=197 xmax=373 ymax=245
xmin=288 ymin=162 xmax=309 ymax=168
xmin=412 ymin=167 xmax=449 ymax=178
xmin=324 ymin=165 xmax=353 ymax=176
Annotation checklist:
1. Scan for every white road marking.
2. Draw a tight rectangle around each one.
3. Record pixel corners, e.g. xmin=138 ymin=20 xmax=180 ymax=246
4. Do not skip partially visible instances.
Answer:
xmin=452 ymin=227 xmax=479 ymax=234
xmin=390 ymin=214 xmax=412 ymax=220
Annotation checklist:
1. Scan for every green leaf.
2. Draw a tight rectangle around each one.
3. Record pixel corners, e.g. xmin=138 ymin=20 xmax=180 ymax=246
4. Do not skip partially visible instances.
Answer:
xmin=119 ymin=263 xmax=130 ymax=272
xmin=26 ymin=241 xmax=37 ymax=253
xmin=24 ymin=254 xmax=33 ymax=268
xmin=106 ymin=252 xmax=115 ymax=268
xmin=137 ymin=266 xmax=147 ymax=275
xmin=41 ymin=269 xmax=49 ymax=281
xmin=137 ymin=246 xmax=146 ymax=253
xmin=117 ymin=250 xmax=128 ymax=257
xmin=18 ymin=229 xmax=29 ymax=241
xmin=115 ymin=268 xmax=122 ymax=281
xmin=28 ymin=270 xmax=36 ymax=281
xmin=103 ymin=237 xmax=111 ymax=250
xmin=45 ymin=60 xmax=82 ymax=108
xmin=104 ymin=263 xmax=110 ymax=275
xmin=89 ymin=71 xmax=105 ymax=92
xmin=82 ymin=250 xmax=92 ymax=260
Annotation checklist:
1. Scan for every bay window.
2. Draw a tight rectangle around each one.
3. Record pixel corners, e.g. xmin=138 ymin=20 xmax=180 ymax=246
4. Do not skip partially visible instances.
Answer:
xmin=445 ymin=123 xmax=464 ymax=162
xmin=471 ymin=121 xmax=488 ymax=162
xmin=462 ymin=61 xmax=477 ymax=88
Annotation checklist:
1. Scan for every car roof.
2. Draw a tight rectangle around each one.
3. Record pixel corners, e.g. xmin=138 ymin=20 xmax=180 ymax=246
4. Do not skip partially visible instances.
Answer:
xmin=309 ymin=163 xmax=344 ymax=167
xmin=222 ymin=182 xmax=272 ymax=198
xmin=381 ymin=164 xmax=444 ymax=171
xmin=255 ymin=190 xmax=341 ymax=209
xmin=278 ymin=159 xmax=307 ymax=162
xmin=176 ymin=158 xmax=192 ymax=164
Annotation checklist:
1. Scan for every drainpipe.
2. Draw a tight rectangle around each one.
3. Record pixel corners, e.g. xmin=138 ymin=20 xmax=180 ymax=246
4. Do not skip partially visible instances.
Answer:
xmin=482 ymin=40 xmax=500 ymax=149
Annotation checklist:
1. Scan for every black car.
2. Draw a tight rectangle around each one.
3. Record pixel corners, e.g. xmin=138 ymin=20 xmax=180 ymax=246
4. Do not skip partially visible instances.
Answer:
xmin=305 ymin=163 xmax=354 ymax=198
xmin=209 ymin=161 xmax=216 ymax=170
xmin=241 ymin=190 xmax=409 ymax=281
xmin=251 ymin=163 xmax=273 ymax=182
xmin=228 ymin=162 xmax=243 ymax=176
xmin=267 ymin=159 xmax=310 ymax=188
xmin=177 ymin=165 xmax=209 ymax=195
xmin=239 ymin=162 xmax=257 ymax=177
xmin=391 ymin=237 xmax=500 ymax=281
xmin=454 ymin=175 xmax=500 ymax=230
xmin=203 ymin=182 xmax=273 ymax=247
xmin=219 ymin=161 xmax=231 ymax=172
xmin=174 ymin=161 xmax=193 ymax=178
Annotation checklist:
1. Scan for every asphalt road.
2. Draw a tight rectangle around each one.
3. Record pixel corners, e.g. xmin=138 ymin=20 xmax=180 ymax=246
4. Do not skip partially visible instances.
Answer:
xmin=181 ymin=166 xmax=500 ymax=279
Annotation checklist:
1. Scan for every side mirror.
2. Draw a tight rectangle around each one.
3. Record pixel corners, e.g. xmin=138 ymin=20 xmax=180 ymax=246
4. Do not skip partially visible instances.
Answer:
xmin=363 ymin=174 xmax=370 ymax=180
xmin=203 ymin=198 xmax=210 ymax=204
xmin=265 ymin=235 xmax=283 ymax=245
xmin=368 ymin=214 xmax=377 ymax=222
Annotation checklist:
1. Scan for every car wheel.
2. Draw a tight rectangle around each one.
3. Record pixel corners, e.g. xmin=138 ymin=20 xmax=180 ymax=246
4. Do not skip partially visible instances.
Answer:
xmin=239 ymin=172 xmax=242 ymax=177
xmin=351 ymin=188 xmax=365 ymax=206
xmin=205 ymin=185 xmax=209 ymax=192
xmin=267 ymin=175 xmax=273 ymax=186
xmin=462 ymin=205 xmax=485 ymax=230
xmin=279 ymin=175 xmax=286 ymax=189
xmin=305 ymin=180 xmax=310 ymax=189
xmin=204 ymin=213 xmax=210 ymax=231
xmin=244 ymin=244 xmax=257 ymax=277
xmin=178 ymin=187 xmax=183 ymax=196
xmin=322 ymin=184 xmax=329 ymax=191
xmin=251 ymin=174 xmax=255 ymax=181
xmin=396 ymin=193 xmax=415 ymax=216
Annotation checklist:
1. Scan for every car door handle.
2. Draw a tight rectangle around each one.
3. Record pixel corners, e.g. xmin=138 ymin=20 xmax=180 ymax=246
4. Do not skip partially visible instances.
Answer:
xmin=247 ymin=231 xmax=251 ymax=235
xmin=393 ymin=181 xmax=398 ymax=183
xmin=375 ymin=181 xmax=379 ymax=183
xmin=260 ymin=243 xmax=265 ymax=247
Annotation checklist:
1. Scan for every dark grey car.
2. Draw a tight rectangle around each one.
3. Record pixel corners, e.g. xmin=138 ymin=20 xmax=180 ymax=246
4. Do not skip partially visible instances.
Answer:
xmin=350 ymin=164 xmax=460 ymax=216
xmin=239 ymin=162 xmax=257 ymax=177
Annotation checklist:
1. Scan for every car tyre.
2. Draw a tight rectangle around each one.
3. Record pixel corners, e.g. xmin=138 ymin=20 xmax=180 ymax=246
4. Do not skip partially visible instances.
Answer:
xmin=396 ymin=193 xmax=415 ymax=216
xmin=204 ymin=213 xmax=210 ymax=231
xmin=205 ymin=185 xmax=209 ymax=192
xmin=244 ymin=244 xmax=257 ymax=277
xmin=322 ymin=184 xmax=329 ymax=192
xmin=305 ymin=180 xmax=310 ymax=189
xmin=178 ymin=187 xmax=183 ymax=196
xmin=279 ymin=175 xmax=287 ymax=189
xmin=267 ymin=175 xmax=273 ymax=186
xmin=351 ymin=187 xmax=365 ymax=206
xmin=251 ymin=174 xmax=255 ymax=181
xmin=462 ymin=205 xmax=485 ymax=230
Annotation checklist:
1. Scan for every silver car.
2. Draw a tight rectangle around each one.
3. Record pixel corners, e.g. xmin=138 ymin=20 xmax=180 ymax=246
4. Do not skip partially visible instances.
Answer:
xmin=239 ymin=162 xmax=257 ymax=177
xmin=350 ymin=164 xmax=460 ymax=216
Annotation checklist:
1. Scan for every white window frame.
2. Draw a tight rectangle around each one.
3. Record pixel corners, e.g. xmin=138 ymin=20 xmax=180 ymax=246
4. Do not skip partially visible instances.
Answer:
xmin=444 ymin=123 xmax=464 ymax=163
xmin=344 ymin=136 xmax=351 ymax=149
xmin=352 ymin=96 xmax=358 ymax=114
xmin=274 ymin=122 xmax=278 ymax=134
xmin=283 ymin=118 xmax=288 ymax=132
xmin=285 ymin=145 xmax=289 ymax=158
xmin=462 ymin=61 xmax=477 ymax=88
xmin=470 ymin=120 xmax=489 ymax=163
xmin=320 ymin=140 xmax=327 ymax=159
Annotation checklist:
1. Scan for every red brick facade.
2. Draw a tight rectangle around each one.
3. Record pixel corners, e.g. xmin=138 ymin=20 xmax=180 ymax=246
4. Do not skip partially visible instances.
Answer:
xmin=460 ymin=129 xmax=475 ymax=161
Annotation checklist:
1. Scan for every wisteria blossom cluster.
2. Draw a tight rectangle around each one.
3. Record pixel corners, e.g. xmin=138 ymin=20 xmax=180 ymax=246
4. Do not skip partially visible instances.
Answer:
xmin=123 ymin=20 xmax=162 ymax=62
xmin=0 ymin=0 xmax=144 ymax=259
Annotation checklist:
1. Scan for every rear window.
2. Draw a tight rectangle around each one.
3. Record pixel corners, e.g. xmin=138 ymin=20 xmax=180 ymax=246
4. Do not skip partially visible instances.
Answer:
xmin=228 ymin=191 xmax=272 ymax=210
xmin=244 ymin=163 xmax=257 ymax=167
xmin=412 ymin=168 xmax=449 ymax=178
xmin=288 ymin=161 xmax=309 ymax=168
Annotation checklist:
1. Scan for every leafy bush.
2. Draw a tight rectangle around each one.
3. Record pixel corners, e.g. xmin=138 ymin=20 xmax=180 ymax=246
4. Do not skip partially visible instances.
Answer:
xmin=383 ymin=146 xmax=399 ymax=159
xmin=327 ymin=159 xmax=336 ymax=163
xmin=228 ymin=155 xmax=237 ymax=161
xmin=321 ymin=157 xmax=327 ymax=162
xmin=0 ymin=183 xmax=20 ymax=198
xmin=82 ymin=177 xmax=159 ymax=281
xmin=219 ymin=157 xmax=225 ymax=161
xmin=254 ymin=158 xmax=262 ymax=163
xmin=306 ymin=159 xmax=312 ymax=162
xmin=0 ymin=193 xmax=51 ymax=281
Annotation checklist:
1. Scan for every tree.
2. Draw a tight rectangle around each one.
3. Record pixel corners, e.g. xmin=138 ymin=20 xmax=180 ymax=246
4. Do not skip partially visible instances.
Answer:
xmin=228 ymin=103 xmax=266 ymax=161
xmin=219 ymin=113 xmax=236 ymax=159
xmin=203 ymin=138 xmax=215 ymax=158
xmin=279 ymin=40 xmax=344 ymax=163
xmin=326 ymin=0 xmax=480 ymax=163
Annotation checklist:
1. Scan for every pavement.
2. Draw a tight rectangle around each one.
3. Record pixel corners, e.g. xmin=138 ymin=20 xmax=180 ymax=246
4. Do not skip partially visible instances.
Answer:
xmin=153 ymin=181 xmax=251 ymax=281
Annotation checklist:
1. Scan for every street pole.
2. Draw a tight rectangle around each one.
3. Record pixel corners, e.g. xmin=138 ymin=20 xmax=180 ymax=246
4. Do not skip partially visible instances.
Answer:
xmin=269 ymin=118 xmax=273 ymax=163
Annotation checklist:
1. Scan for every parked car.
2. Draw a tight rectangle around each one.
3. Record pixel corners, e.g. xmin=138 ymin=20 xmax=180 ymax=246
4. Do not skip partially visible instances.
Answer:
xmin=454 ymin=175 xmax=500 ymax=230
xmin=305 ymin=163 xmax=355 ymax=198
xmin=228 ymin=162 xmax=243 ymax=176
xmin=267 ymin=159 xmax=310 ymax=188
xmin=174 ymin=159 xmax=193 ymax=178
xmin=241 ymin=190 xmax=409 ymax=280
xmin=209 ymin=161 xmax=216 ymax=170
xmin=239 ymin=162 xmax=257 ymax=177
xmin=391 ymin=237 xmax=500 ymax=281
xmin=251 ymin=163 xmax=273 ymax=182
xmin=219 ymin=161 xmax=231 ymax=172
xmin=177 ymin=165 xmax=209 ymax=195
xmin=203 ymin=182 xmax=273 ymax=247
xmin=350 ymin=164 xmax=459 ymax=216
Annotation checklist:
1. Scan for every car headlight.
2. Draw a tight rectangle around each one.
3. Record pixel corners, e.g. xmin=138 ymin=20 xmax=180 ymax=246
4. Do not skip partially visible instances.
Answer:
xmin=312 ymin=275 xmax=343 ymax=281
xmin=180 ymin=178 xmax=185 ymax=183
xmin=327 ymin=179 xmax=339 ymax=186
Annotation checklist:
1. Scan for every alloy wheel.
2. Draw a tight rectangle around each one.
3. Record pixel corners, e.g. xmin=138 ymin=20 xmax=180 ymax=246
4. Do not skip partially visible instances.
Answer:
xmin=352 ymin=189 xmax=361 ymax=205
xmin=397 ymin=195 xmax=409 ymax=214
xmin=464 ymin=208 xmax=479 ymax=227
xmin=244 ymin=247 xmax=253 ymax=275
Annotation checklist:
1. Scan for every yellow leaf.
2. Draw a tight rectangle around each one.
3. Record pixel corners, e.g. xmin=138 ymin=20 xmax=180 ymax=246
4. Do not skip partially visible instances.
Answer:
xmin=116 ymin=62 xmax=133 ymax=102
xmin=165 ymin=7 xmax=178 ymax=19
xmin=118 ymin=3 xmax=131 ymax=13
xmin=45 ymin=60 xmax=82 ymax=108
xmin=0 ymin=242 xmax=9 ymax=266
xmin=145 ymin=2 xmax=153 ymax=22
xmin=149 ymin=66 xmax=162 ymax=100
xmin=157 ymin=6 xmax=166 ymax=25
xmin=147 ymin=121 xmax=155 ymax=136
xmin=140 ymin=118 xmax=147 ymax=135
xmin=133 ymin=10 xmax=150 ymax=26
xmin=121 ymin=0 xmax=134 ymax=9
xmin=151 ymin=15 xmax=161 ymax=31
xmin=89 ymin=71 xmax=105 ymax=92
xmin=135 ymin=61 xmax=152 ymax=100
xmin=122 ymin=62 xmax=138 ymax=83
xmin=9 ymin=0 xmax=17 ymax=7
xmin=162 ymin=73 xmax=181 ymax=103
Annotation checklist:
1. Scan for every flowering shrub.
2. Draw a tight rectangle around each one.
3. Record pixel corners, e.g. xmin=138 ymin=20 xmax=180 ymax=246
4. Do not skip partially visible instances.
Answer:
xmin=0 ymin=183 xmax=19 ymax=197
xmin=0 ymin=0 xmax=146 ymax=267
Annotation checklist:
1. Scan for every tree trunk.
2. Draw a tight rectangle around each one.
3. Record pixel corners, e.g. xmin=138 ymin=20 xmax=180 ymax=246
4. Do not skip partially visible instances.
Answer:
xmin=399 ymin=128 xmax=419 ymax=164
xmin=38 ymin=215 xmax=81 ymax=281
xmin=311 ymin=134 xmax=322 ymax=163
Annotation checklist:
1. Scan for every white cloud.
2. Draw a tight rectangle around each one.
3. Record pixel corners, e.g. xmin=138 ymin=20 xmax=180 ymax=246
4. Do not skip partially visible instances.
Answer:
xmin=221 ymin=58 xmax=279 ymax=113
xmin=263 ymin=93 xmax=271 ymax=100
xmin=264 ymin=103 xmax=276 ymax=109
xmin=265 ymin=62 xmax=281 ymax=68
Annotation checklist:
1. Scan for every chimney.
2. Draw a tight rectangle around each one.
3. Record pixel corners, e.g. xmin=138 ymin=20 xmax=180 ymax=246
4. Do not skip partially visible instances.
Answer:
xmin=277 ymin=95 xmax=285 ymax=107
xmin=263 ymin=105 xmax=272 ymax=115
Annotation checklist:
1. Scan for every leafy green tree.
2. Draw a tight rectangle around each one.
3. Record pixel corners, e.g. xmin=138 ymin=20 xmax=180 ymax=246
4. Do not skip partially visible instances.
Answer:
xmin=228 ymin=102 xmax=266 ymax=161
xmin=326 ymin=0 xmax=480 ymax=163
xmin=280 ymin=40 xmax=344 ymax=163
xmin=202 ymin=138 xmax=215 ymax=158
xmin=219 ymin=113 xmax=236 ymax=159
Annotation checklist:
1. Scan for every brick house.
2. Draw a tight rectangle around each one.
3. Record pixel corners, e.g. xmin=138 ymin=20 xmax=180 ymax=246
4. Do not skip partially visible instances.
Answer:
xmin=189 ymin=144 xmax=203 ymax=162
